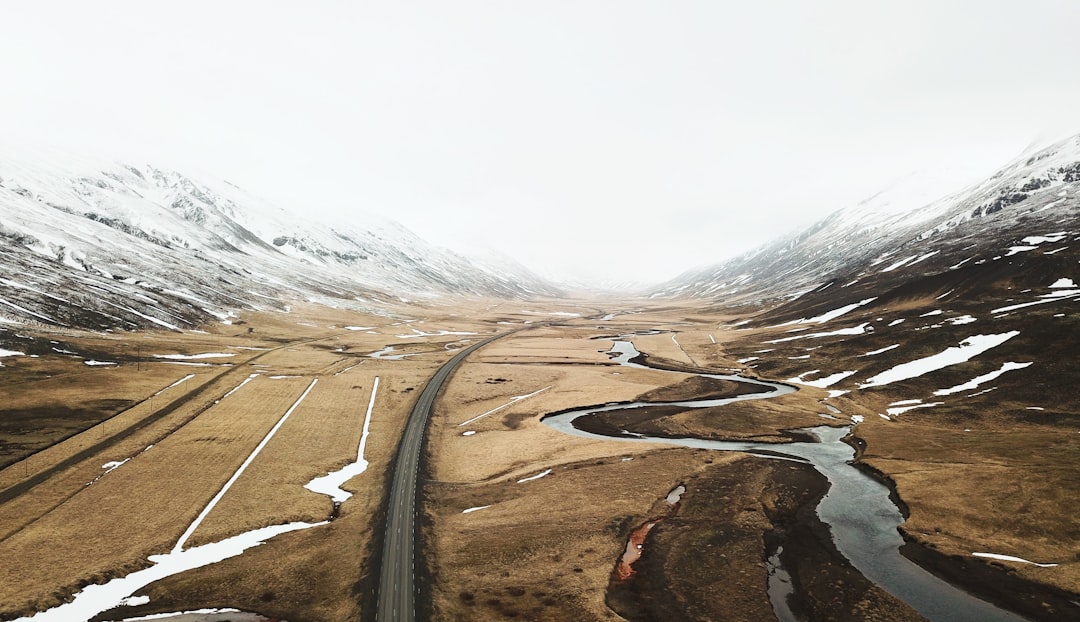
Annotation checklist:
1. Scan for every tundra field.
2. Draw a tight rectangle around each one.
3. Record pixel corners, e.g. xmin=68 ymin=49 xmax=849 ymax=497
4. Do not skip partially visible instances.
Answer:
xmin=1 ymin=298 xmax=1078 ymax=621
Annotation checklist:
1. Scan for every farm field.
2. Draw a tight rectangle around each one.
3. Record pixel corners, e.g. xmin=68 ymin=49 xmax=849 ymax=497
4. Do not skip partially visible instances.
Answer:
xmin=0 ymin=298 xmax=599 ymax=620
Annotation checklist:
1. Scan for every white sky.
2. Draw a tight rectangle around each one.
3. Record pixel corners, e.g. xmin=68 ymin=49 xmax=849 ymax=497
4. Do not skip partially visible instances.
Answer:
xmin=3 ymin=1 xmax=1080 ymax=285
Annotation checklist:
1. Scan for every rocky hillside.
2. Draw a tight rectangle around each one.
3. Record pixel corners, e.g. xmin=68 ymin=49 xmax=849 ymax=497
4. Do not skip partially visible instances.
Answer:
xmin=656 ymin=134 xmax=1080 ymax=419
xmin=0 ymin=150 xmax=560 ymax=332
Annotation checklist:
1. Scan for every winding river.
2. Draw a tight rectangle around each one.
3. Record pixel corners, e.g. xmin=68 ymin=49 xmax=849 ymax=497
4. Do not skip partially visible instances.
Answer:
xmin=542 ymin=341 xmax=1027 ymax=622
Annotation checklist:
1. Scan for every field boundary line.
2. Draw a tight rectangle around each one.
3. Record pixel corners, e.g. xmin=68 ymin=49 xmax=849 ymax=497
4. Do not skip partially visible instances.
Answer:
xmin=358 ymin=376 xmax=379 ymax=461
xmin=456 ymin=386 xmax=551 ymax=427
xmin=172 ymin=377 xmax=319 ymax=552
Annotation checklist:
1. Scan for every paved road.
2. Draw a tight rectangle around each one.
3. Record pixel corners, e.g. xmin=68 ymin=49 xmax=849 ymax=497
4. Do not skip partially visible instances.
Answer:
xmin=375 ymin=330 xmax=518 ymax=622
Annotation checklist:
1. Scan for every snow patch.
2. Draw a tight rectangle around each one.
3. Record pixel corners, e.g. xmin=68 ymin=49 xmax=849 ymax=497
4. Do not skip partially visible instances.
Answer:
xmin=861 ymin=344 xmax=900 ymax=356
xmin=517 ymin=469 xmax=553 ymax=483
xmin=775 ymin=297 xmax=877 ymax=326
xmin=152 ymin=353 xmax=235 ymax=360
xmin=972 ymin=552 xmax=1058 ymax=568
xmin=787 ymin=370 xmax=857 ymax=388
xmin=933 ymin=362 xmax=1033 ymax=396
xmin=859 ymin=332 xmax=1020 ymax=388
xmin=886 ymin=401 xmax=943 ymax=416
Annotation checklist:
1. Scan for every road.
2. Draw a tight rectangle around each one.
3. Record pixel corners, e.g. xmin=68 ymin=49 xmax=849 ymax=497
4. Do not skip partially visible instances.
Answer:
xmin=374 ymin=329 xmax=518 ymax=622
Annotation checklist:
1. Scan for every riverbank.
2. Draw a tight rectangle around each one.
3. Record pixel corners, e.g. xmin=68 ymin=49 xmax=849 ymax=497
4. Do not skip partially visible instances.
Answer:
xmin=607 ymin=455 xmax=924 ymax=621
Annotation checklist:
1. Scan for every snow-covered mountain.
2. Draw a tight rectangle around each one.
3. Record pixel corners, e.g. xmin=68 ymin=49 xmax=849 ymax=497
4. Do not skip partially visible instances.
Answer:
xmin=0 ymin=149 xmax=560 ymax=331
xmin=652 ymin=133 xmax=1080 ymax=417
xmin=654 ymin=134 xmax=1080 ymax=312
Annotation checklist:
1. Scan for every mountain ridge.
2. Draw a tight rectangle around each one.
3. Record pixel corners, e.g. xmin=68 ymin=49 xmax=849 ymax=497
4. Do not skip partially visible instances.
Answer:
xmin=0 ymin=150 xmax=561 ymax=332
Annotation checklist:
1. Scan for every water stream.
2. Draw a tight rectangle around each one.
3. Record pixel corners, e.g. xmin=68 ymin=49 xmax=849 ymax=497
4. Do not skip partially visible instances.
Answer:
xmin=542 ymin=340 xmax=1028 ymax=622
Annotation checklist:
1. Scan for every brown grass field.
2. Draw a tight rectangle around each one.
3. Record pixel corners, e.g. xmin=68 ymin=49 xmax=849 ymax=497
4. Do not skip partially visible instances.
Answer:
xmin=0 ymin=297 xmax=1077 ymax=620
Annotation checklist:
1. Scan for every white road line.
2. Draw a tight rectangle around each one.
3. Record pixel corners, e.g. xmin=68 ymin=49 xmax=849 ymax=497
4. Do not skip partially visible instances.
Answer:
xmin=172 ymin=378 xmax=319 ymax=553
xmin=457 ymin=386 xmax=551 ymax=427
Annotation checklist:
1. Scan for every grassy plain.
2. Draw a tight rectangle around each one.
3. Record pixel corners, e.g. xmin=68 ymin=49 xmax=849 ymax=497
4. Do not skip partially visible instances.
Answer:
xmin=2 ymin=295 xmax=1078 ymax=621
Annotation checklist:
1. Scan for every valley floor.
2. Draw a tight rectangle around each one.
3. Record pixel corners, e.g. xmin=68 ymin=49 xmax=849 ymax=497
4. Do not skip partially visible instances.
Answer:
xmin=0 ymin=297 xmax=1076 ymax=621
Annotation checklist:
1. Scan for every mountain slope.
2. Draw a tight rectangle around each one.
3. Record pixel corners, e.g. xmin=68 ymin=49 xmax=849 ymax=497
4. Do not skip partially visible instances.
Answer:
xmin=650 ymin=131 xmax=1080 ymax=415
xmin=655 ymin=135 xmax=1080 ymax=312
xmin=0 ymin=150 xmax=560 ymax=331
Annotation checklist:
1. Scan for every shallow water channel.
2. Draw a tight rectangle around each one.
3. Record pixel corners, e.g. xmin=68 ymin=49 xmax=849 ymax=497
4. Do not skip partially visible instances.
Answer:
xmin=542 ymin=341 xmax=1028 ymax=622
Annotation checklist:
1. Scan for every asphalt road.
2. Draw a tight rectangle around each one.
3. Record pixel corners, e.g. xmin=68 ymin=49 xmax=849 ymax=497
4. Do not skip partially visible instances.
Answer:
xmin=374 ymin=329 xmax=517 ymax=622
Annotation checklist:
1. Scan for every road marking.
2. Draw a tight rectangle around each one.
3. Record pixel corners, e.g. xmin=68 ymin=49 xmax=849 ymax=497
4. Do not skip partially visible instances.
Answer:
xmin=172 ymin=378 xmax=319 ymax=553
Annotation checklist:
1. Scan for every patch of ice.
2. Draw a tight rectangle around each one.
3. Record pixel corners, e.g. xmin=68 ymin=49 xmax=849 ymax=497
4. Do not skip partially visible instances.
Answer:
xmin=153 ymin=374 xmax=195 ymax=396
xmin=862 ymin=344 xmax=900 ymax=356
xmin=948 ymin=315 xmax=977 ymax=326
xmin=1004 ymin=246 xmax=1038 ymax=257
xmin=152 ymin=353 xmax=235 ymax=360
xmin=887 ymin=319 xmax=905 ymax=327
xmin=886 ymin=402 xmax=943 ymax=416
xmin=462 ymin=430 xmax=476 ymax=436
xmin=1022 ymin=233 xmax=1068 ymax=245
xmin=827 ymin=389 xmax=849 ymax=398
xmin=882 ymin=255 xmax=917 ymax=272
xmin=11 ymin=522 xmax=321 ymax=622
xmin=367 ymin=346 xmax=415 ymax=360
xmin=101 ymin=459 xmax=130 ymax=473
xmin=992 ymin=289 xmax=1080 ymax=314
xmin=458 ymin=387 xmax=551 ymax=427
xmin=765 ymin=323 xmax=872 ymax=344
xmin=787 ymin=370 xmax=857 ymax=388
xmin=920 ymin=309 xmax=943 ymax=317
xmin=462 ymin=505 xmax=491 ymax=514
xmin=0 ymin=348 xmax=25 ymax=357
xmin=775 ymin=297 xmax=877 ymax=326
xmin=859 ymin=332 xmax=1020 ymax=388
xmin=889 ymin=399 xmax=923 ymax=406
xmin=517 ymin=469 xmax=553 ymax=483
xmin=1050 ymin=278 xmax=1076 ymax=288
xmin=972 ymin=552 xmax=1058 ymax=568
xmin=934 ymin=362 xmax=1032 ymax=396
xmin=737 ymin=357 xmax=759 ymax=363
xmin=949 ymin=257 xmax=974 ymax=270
xmin=84 ymin=360 xmax=118 ymax=366
xmin=220 ymin=374 xmax=259 ymax=400
xmin=850 ymin=414 xmax=864 ymax=424
xmin=113 ymin=608 xmax=244 ymax=621
xmin=398 ymin=328 xmax=480 ymax=339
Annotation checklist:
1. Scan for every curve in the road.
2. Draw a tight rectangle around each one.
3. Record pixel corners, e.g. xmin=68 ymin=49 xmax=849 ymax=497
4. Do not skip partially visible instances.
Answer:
xmin=374 ymin=328 xmax=523 ymax=622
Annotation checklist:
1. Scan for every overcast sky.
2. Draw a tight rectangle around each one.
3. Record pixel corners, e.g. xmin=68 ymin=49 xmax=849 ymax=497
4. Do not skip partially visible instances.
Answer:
xmin=3 ymin=1 xmax=1080 ymax=285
